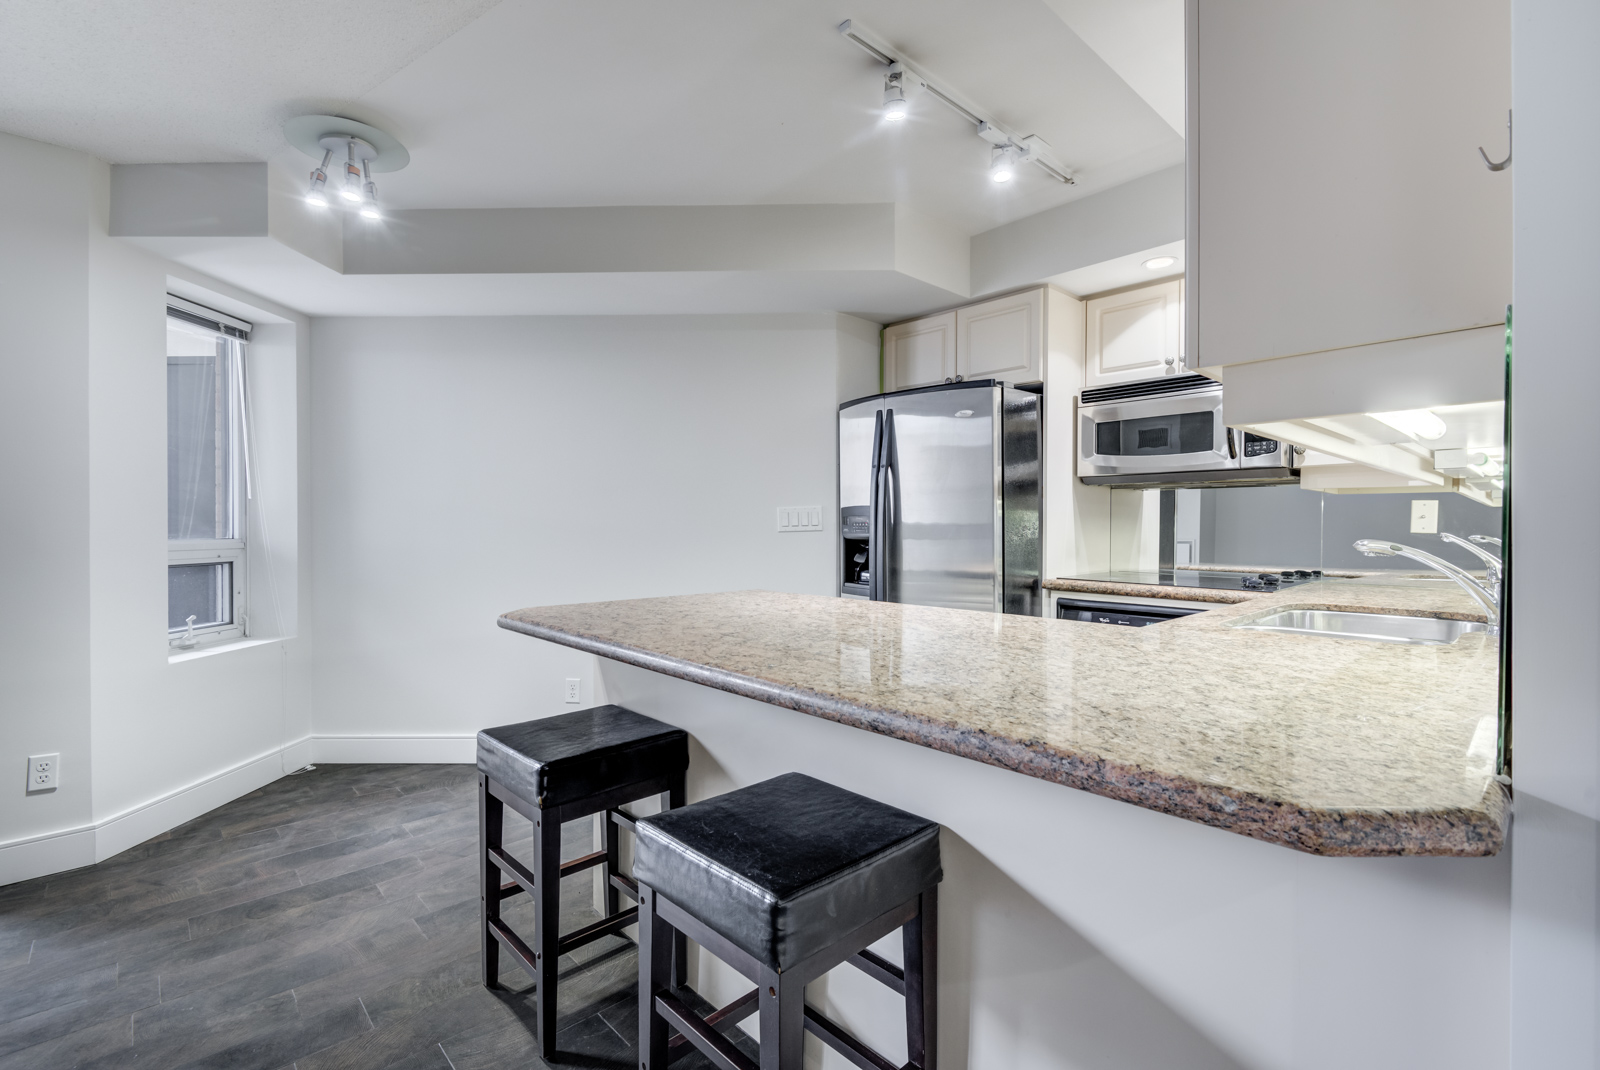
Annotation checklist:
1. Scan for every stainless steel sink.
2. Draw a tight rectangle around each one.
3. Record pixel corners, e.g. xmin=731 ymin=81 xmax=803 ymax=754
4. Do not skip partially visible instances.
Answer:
xmin=1232 ymin=609 xmax=1490 ymax=645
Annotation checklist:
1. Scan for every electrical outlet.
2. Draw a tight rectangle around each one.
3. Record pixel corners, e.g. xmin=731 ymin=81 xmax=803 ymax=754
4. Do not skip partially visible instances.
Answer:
xmin=564 ymin=678 xmax=581 ymax=704
xmin=777 ymin=506 xmax=823 ymax=533
xmin=27 ymin=754 xmax=58 ymax=793
xmin=1410 ymin=499 xmax=1439 ymax=534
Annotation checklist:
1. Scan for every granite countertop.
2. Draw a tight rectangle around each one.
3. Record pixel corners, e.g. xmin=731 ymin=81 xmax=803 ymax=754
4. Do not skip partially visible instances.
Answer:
xmin=499 ymin=582 xmax=1504 ymax=858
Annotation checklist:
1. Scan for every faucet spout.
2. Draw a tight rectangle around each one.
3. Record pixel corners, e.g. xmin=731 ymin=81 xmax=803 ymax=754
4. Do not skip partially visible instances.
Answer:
xmin=1352 ymin=539 xmax=1500 ymax=634
xmin=1438 ymin=532 xmax=1502 ymax=600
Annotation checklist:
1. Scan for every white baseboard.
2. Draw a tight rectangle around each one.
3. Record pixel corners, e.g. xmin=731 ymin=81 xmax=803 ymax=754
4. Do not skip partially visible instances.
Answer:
xmin=0 ymin=736 xmax=312 ymax=888
xmin=310 ymin=734 xmax=476 ymax=764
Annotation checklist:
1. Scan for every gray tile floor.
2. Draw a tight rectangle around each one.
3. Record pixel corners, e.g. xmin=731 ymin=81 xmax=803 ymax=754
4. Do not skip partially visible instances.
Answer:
xmin=0 ymin=764 xmax=750 ymax=1069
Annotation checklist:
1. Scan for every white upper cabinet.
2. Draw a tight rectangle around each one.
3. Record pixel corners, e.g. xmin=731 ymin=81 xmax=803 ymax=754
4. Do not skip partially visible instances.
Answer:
xmin=1083 ymin=280 xmax=1184 ymax=389
xmin=883 ymin=311 xmax=955 ymax=390
xmin=1187 ymin=0 xmax=1511 ymax=371
xmin=956 ymin=289 xmax=1044 ymax=383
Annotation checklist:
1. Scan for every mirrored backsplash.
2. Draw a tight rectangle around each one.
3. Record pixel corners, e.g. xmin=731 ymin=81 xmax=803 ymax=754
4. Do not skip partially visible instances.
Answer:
xmin=1108 ymin=485 xmax=1502 ymax=575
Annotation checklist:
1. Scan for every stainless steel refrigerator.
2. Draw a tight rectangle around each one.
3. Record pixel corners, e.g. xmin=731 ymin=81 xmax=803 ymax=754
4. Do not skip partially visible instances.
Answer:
xmin=839 ymin=379 xmax=1042 ymax=616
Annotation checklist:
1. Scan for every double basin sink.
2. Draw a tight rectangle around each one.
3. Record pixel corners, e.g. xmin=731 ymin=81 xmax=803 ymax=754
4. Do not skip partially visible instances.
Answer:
xmin=1233 ymin=609 xmax=1489 ymax=646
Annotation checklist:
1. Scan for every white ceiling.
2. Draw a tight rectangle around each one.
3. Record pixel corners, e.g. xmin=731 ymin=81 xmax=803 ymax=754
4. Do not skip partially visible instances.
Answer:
xmin=1 ymin=0 xmax=1182 ymax=238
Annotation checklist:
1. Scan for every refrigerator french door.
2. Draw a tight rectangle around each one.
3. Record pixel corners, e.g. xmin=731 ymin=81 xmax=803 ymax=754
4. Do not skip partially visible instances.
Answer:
xmin=839 ymin=379 xmax=1042 ymax=616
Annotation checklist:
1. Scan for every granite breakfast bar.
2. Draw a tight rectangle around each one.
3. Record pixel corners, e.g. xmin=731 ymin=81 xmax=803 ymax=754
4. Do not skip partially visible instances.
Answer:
xmin=498 ymin=588 xmax=1510 ymax=1069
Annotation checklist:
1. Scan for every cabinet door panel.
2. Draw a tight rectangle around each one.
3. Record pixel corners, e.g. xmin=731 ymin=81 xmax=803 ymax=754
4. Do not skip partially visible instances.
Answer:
xmin=957 ymin=289 xmax=1043 ymax=382
xmin=1085 ymin=280 xmax=1182 ymax=388
xmin=885 ymin=312 xmax=956 ymax=391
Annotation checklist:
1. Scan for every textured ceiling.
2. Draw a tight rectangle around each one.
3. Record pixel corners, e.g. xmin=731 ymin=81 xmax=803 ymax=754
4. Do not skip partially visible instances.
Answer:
xmin=0 ymin=0 xmax=1182 ymax=236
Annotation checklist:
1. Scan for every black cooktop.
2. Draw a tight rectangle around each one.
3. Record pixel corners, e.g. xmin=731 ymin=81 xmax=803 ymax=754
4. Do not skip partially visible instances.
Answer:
xmin=1074 ymin=569 xmax=1323 ymax=592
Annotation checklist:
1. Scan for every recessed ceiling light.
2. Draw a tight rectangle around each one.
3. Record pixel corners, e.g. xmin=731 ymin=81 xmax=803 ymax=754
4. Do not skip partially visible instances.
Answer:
xmin=1143 ymin=255 xmax=1178 ymax=271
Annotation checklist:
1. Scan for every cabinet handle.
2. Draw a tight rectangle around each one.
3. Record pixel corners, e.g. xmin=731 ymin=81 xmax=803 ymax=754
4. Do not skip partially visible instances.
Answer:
xmin=1479 ymin=110 xmax=1512 ymax=172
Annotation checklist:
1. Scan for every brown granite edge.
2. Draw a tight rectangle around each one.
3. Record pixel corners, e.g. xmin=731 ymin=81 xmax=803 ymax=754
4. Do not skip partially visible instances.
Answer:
xmin=497 ymin=614 xmax=1507 ymax=858
xmin=1043 ymin=578 xmax=1256 ymax=605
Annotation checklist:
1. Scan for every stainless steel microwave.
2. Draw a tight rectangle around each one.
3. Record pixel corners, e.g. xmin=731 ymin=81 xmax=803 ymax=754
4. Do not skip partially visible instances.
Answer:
xmin=1077 ymin=375 xmax=1300 ymax=488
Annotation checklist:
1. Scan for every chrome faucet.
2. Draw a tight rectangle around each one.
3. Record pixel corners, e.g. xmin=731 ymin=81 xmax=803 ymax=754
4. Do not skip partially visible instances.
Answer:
xmin=1352 ymin=538 xmax=1500 ymax=634
xmin=1439 ymin=532 xmax=1502 ymax=601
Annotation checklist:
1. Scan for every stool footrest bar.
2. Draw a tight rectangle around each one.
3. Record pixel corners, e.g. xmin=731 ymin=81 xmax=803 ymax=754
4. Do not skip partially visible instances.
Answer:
xmin=803 ymin=1005 xmax=903 ymax=1070
xmin=607 ymin=808 xmax=637 ymax=834
xmin=557 ymin=906 xmax=639 ymax=954
xmin=655 ymin=991 xmax=757 ymax=1070
xmin=609 ymin=872 xmax=640 ymax=900
xmin=849 ymin=949 xmax=906 ymax=995
xmin=486 ymin=847 xmax=537 ymax=899
xmin=486 ymin=917 xmax=539 ymax=985
xmin=668 ymin=988 xmax=759 ymax=1050
xmin=497 ymin=879 xmax=524 ymax=902
xmin=559 ymin=849 xmax=607 ymax=878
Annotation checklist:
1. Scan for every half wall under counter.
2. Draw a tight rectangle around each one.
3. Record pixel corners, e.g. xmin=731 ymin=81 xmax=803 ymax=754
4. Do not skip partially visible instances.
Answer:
xmin=499 ymin=587 xmax=1503 ymax=857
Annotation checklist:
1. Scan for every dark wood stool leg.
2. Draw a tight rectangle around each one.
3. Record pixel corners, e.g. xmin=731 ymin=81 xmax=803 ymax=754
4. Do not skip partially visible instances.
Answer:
xmin=601 ymin=808 xmax=620 ymax=918
xmin=478 ymin=774 xmax=503 ymax=989
xmin=759 ymin=966 xmax=806 ymax=1070
xmin=666 ymin=776 xmax=689 ymax=990
xmin=532 ymin=809 xmax=561 ymax=1060
xmin=638 ymin=886 xmax=672 ymax=1070
xmin=903 ymin=886 xmax=938 ymax=1070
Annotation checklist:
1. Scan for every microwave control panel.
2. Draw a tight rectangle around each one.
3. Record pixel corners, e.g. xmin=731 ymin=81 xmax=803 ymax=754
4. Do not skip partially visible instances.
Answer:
xmin=1242 ymin=433 xmax=1280 ymax=458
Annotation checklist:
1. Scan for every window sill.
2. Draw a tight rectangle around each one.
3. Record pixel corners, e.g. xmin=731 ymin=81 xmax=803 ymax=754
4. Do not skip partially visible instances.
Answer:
xmin=168 ymin=637 xmax=286 ymax=664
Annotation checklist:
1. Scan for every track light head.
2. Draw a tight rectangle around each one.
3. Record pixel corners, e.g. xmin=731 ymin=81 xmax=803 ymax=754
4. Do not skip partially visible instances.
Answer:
xmin=882 ymin=62 xmax=908 ymax=121
xmin=989 ymin=144 xmax=1019 ymax=183
xmin=359 ymin=181 xmax=382 ymax=221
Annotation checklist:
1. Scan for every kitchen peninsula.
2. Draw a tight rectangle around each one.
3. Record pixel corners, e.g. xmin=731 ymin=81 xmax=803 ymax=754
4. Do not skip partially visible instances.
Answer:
xmin=499 ymin=588 xmax=1508 ymax=1068
xmin=500 ymin=587 xmax=1503 ymax=856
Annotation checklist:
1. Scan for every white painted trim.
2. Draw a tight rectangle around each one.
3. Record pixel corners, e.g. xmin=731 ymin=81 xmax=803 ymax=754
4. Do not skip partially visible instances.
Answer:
xmin=167 ymin=636 xmax=286 ymax=664
xmin=310 ymin=734 xmax=476 ymax=765
xmin=0 ymin=735 xmax=313 ymax=888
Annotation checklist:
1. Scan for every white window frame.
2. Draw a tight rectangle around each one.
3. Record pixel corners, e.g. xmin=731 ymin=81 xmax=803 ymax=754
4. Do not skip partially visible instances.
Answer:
xmin=167 ymin=300 xmax=252 ymax=649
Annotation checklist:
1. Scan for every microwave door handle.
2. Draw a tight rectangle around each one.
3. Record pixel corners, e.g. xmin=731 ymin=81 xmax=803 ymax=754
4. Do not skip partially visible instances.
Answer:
xmin=1226 ymin=427 xmax=1237 ymax=460
xmin=868 ymin=410 xmax=885 ymax=601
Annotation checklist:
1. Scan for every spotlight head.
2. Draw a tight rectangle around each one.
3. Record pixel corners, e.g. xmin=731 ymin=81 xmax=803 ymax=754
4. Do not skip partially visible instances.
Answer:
xmin=305 ymin=167 xmax=330 ymax=208
xmin=359 ymin=181 xmax=381 ymax=221
xmin=883 ymin=87 xmax=908 ymax=121
xmin=989 ymin=144 xmax=1018 ymax=183
xmin=341 ymin=160 xmax=363 ymax=202
xmin=882 ymin=64 xmax=908 ymax=121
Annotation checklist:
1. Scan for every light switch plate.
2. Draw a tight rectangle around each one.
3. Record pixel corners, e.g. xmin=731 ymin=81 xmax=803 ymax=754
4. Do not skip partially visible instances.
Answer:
xmin=1410 ymin=499 xmax=1439 ymax=534
xmin=777 ymin=506 xmax=823 ymax=533
xmin=563 ymin=678 xmax=581 ymax=704
xmin=27 ymin=753 xmax=58 ymax=793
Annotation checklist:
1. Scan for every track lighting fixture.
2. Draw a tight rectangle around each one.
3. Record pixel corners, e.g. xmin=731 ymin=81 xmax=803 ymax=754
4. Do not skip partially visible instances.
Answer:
xmin=284 ymin=115 xmax=409 ymax=223
xmin=882 ymin=62 xmax=909 ymax=121
xmin=839 ymin=20 xmax=1074 ymax=186
xmin=989 ymin=144 xmax=1020 ymax=183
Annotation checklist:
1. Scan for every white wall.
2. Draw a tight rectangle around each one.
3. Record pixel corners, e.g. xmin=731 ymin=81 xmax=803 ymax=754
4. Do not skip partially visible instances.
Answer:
xmin=308 ymin=313 xmax=877 ymax=760
xmin=0 ymin=130 xmax=313 ymax=885
xmin=1508 ymin=0 xmax=1600 ymax=1064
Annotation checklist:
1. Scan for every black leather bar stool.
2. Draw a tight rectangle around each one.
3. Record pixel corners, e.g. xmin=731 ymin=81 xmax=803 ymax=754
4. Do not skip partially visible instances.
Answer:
xmin=634 ymin=772 xmax=942 ymax=1070
xmin=476 ymin=705 xmax=689 ymax=1060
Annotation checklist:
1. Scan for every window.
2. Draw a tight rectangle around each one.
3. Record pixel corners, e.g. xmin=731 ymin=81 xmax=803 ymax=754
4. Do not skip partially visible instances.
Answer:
xmin=167 ymin=299 xmax=251 ymax=647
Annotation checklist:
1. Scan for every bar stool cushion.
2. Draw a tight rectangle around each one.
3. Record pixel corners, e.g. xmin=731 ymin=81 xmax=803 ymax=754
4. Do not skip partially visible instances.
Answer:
xmin=476 ymin=705 xmax=688 ymax=809
xmin=634 ymin=772 xmax=941 ymax=971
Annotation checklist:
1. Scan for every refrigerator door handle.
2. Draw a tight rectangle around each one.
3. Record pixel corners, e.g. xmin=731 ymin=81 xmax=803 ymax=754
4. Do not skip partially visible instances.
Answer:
xmin=868 ymin=410 xmax=885 ymax=601
xmin=881 ymin=408 xmax=900 ymax=603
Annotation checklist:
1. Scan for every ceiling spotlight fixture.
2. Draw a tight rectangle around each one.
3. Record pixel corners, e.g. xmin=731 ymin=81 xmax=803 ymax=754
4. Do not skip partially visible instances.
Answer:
xmin=305 ymin=149 xmax=332 ymax=208
xmin=284 ymin=115 xmax=409 ymax=224
xmin=1370 ymin=409 xmax=1449 ymax=441
xmin=839 ymin=20 xmax=1075 ymax=186
xmin=1143 ymin=255 xmax=1178 ymax=271
xmin=989 ymin=144 xmax=1020 ymax=183
xmin=883 ymin=62 xmax=909 ymax=121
